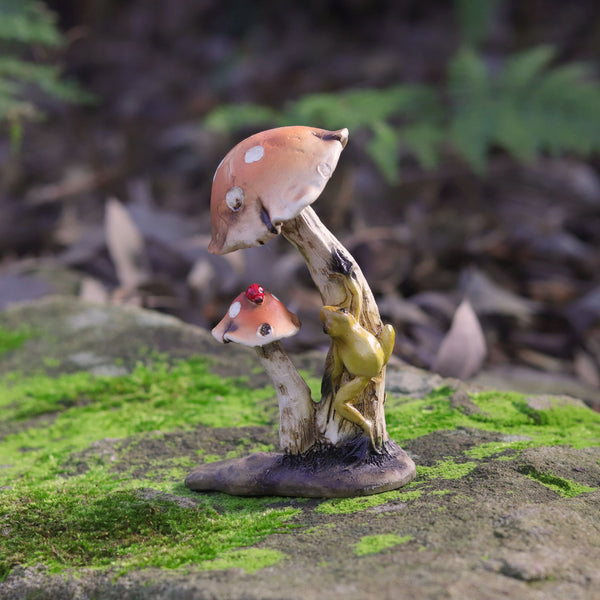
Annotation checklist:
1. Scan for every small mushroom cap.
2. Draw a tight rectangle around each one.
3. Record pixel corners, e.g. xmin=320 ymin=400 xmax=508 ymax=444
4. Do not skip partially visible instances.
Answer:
xmin=209 ymin=126 xmax=348 ymax=255
xmin=212 ymin=286 xmax=301 ymax=347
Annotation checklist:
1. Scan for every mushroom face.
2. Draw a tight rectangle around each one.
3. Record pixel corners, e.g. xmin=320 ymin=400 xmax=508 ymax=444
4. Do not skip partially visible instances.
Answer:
xmin=209 ymin=126 xmax=348 ymax=255
xmin=212 ymin=284 xmax=301 ymax=347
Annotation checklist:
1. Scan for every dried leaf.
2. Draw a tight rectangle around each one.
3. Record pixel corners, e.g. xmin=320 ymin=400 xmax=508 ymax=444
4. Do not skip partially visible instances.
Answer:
xmin=378 ymin=293 xmax=432 ymax=326
xmin=104 ymin=198 xmax=151 ymax=288
xmin=432 ymin=298 xmax=487 ymax=379
xmin=573 ymin=351 xmax=600 ymax=388
xmin=460 ymin=267 xmax=537 ymax=321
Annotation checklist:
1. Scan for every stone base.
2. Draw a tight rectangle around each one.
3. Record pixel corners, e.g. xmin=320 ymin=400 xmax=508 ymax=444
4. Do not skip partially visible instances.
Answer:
xmin=185 ymin=437 xmax=416 ymax=498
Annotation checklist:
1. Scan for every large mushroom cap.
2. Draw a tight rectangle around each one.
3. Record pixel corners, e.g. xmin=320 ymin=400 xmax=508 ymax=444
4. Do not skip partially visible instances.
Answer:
xmin=209 ymin=125 xmax=348 ymax=255
xmin=212 ymin=284 xmax=301 ymax=347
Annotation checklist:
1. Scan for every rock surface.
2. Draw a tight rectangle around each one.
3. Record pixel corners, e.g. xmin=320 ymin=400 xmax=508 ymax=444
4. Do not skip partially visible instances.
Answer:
xmin=0 ymin=297 xmax=599 ymax=600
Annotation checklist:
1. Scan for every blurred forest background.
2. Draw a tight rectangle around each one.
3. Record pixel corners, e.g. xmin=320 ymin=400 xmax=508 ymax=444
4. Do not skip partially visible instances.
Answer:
xmin=1 ymin=0 xmax=599 ymax=409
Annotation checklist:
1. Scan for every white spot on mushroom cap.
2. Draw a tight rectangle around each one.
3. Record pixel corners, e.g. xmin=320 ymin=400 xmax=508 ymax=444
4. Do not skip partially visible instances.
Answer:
xmin=228 ymin=301 xmax=241 ymax=318
xmin=244 ymin=145 xmax=265 ymax=164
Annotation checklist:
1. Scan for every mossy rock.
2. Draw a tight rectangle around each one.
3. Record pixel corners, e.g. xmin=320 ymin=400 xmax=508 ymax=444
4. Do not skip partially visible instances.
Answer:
xmin=1 ymin=297 xmax=599 ymax=600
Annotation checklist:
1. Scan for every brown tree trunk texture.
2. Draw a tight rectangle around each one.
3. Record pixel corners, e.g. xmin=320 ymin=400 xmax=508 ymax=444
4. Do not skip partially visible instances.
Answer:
xmin=282 ymin=206 xmax=389 ymax=448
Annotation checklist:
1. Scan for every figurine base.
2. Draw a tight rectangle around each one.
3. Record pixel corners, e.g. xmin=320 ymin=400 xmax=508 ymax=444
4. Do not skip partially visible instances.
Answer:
xmin=185 ymin=437 xmax=416 ymax=498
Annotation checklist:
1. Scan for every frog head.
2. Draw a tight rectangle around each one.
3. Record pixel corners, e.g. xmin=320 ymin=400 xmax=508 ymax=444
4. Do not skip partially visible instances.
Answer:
xmin=319 ymin=305 xmax=355 ymax=337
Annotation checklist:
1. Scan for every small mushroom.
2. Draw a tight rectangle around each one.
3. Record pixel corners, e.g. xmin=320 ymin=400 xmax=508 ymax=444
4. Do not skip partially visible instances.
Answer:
xmin=209 ymin=126 xmax=348 ymax=255
xmin=212 ymin=284 xmax=300 ymax=346
xmin=212 ymin=284 xmax=315 ymax=454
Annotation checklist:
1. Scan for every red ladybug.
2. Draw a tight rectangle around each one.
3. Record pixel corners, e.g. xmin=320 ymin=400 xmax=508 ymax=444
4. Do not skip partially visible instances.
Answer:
xmin=245 ymin=283 xmax=265 ymax=304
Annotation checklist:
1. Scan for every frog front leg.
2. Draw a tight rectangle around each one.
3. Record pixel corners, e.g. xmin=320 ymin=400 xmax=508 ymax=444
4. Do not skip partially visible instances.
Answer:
xmin=332 ymin=375 xmax=376 ymax=450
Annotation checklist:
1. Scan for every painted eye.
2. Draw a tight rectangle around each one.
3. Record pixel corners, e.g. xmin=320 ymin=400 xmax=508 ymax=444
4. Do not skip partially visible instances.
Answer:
xmin=225 ymin=186 xmax=244 ymax=212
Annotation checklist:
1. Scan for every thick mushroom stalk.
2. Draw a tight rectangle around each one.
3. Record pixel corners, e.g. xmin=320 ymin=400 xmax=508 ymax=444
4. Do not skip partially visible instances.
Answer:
xmin=281 ymin=208 xmax=390 ymax=448
xmin=211 ymin=285 xmax=315 ymax=454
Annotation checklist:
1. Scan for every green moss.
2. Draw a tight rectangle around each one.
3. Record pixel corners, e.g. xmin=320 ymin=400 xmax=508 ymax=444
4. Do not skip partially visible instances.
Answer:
xmin=386 ymin=387 xmax=600 ymax=450
xmin=418 ymin=459 xmax=478 ymax=480
xmin=519 ymin=466 xmax=597 ymax=498
xmin=0 ymin=357 xmax=278 ymax=488
xmin=315 ymin=490 xmax=422 ymax=515
xmin=354 ymin=534 xmax=412 ymax=557
xmin=386 ymin=386 xmax=469 ymax=441
xmin=0 ymin=325 xmax=33 ymax=355
xmin=199 ymin=548 xmax=285 ymax=573
xmin=0 ymin=481 xmax=299 ymax=579
xmin=203 ymin=454 xmax=223 ymax=464
xmin=0 ymin=356 xmax=304 ymax=580
xmin=2 ymin=343 xmax=599 ymax=582
xmin=464 ymin=441 xmax=526 ymax=459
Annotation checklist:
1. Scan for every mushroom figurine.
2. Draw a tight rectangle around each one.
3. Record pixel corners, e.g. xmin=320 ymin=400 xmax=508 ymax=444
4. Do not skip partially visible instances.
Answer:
xmin=207 ymin=125 xmax=392 ymax=453
xmin=212 ymin=284 xmax=315 ymax=455
xmin=186 ymin=126 xmax=416 ymax=498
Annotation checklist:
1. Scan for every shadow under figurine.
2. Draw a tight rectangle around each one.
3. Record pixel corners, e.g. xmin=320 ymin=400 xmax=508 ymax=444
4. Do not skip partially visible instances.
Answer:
xmin=185 ymin=125 xmax=416 ymax=497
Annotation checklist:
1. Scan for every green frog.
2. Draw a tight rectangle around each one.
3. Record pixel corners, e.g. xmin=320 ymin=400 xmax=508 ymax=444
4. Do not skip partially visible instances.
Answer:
xmin=320 ymin=272 xmax=395 ymax=450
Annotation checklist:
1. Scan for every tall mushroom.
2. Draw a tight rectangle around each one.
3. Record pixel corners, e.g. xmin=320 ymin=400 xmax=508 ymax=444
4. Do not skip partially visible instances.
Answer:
xmin=212 ymin=284 xmax=315 ymax=454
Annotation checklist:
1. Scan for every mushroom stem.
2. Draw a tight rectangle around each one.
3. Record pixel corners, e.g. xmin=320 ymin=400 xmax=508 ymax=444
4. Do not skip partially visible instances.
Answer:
xmin=255 ymin=341 xmax=316 ymax=454
xmin=281 ymin=206 xmax=389 ymax=447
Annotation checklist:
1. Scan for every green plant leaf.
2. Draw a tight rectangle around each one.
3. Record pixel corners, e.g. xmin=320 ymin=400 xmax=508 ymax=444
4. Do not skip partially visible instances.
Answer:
xmin=498 ymin=45 xmax=557 ymax=92
xmin=448 ymin=46 xmax=489 ymax=103
xmin=400 ymin=122 xmax=444 ymax=170
xmin=0 ymin=0 xmax=62 ymax=46
xmin=204 ymin=103 xmax=281 ymax=133
xmin=366 ymin=121 xmax=399 ymax=184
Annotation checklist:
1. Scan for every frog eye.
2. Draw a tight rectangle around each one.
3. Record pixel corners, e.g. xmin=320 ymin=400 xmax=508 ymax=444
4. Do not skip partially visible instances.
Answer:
xmin=225 ymin=186 xmax=244 ymax=212
xmin=339 ymin=308 xmax=348 ymax=314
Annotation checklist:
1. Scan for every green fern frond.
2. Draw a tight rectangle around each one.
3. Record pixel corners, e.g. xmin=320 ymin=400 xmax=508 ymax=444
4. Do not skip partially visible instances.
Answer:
xmin=447 ymin=45 xmax=600 ymax=170
xmin=399 ymin=122 xmax=445 ymax=170
xmin=0 ymin=0 xmax=93 ymax=141
xmin=498 ymin=45 xmax=557 ymax=91
xmin=204 ymin=103 xmax=280 ymax=133
xmin=204 ymin=42 xmax=600 ymax=183
xmin=366 ymin=121 xmax=399 ymax=184
xmin=0 ymin=0 xmax=62 ymax=46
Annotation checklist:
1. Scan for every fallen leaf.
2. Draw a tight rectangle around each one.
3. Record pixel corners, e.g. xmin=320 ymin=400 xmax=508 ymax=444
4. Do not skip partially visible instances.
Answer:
xmin=104 ymin=197 xmax=151 ymax=288
xmin=460 ymin=267 xmax=537 ymax=321
xmin=432 ymin=298 xmax=487 ymax=380
xmin=573 ymin=351 xmax=600 ymax=388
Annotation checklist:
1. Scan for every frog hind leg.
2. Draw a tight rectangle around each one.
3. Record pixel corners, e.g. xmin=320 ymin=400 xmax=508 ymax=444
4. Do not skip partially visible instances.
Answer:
xmin=332 ymin=376 xmax=379 ymax=451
